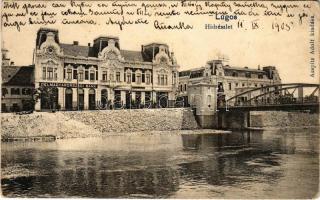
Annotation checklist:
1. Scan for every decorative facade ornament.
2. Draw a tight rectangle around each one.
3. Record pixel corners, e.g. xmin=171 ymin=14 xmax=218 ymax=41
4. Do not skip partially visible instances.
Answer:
xmin=98 ymin=39 xmax=124 ymax=61
xmin=154 ymin=45 xmax=170 ymax=65
xmin=39 ymin=32 xmax=62 ymax=57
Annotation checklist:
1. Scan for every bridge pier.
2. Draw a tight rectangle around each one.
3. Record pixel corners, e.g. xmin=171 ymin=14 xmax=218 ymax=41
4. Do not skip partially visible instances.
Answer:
xmin=217 ymin=111 xmax=250 ymax=129
xmin=187 ymin=82 xmax=217 ymax=129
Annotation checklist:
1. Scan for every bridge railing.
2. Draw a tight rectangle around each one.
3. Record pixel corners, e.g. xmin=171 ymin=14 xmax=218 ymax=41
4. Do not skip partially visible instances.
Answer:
xmin=223 ymin=96 xmax=319 ymax=108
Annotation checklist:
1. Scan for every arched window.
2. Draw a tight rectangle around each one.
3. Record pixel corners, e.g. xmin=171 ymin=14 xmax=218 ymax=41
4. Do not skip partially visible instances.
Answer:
xmin=78 ymin=66 xmax=84 ymax=81
xmin=65 ymin=88 xmax=73 ymax=110
xmin=65 ymin=65 xmax=73 ymax=81
xmin=101 ymin=89 xmax=108 ymax=107
xmin=42 ymin=61 xmax=58 ymax=80
xmin=89 ymin=68 xmax=95 ymax=81
xmin=88 ymin=88 xmax=96 ymax=110
xmin=145 ymin=71 xmax=151 ymax=85
xmin=136 ymin=70 xmax=142 ymax=84
xmin=126 ymin=69 xmax=132 ymax=83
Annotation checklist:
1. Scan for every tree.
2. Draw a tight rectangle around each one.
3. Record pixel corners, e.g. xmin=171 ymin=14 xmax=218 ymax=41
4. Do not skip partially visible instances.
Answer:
xmin=32 ymin=86 xmax=58 ymax=111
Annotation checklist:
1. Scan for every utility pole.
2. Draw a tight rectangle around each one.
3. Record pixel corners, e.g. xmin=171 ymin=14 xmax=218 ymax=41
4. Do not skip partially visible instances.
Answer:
xmin=77 ymin=71 xmax=79 ymax=111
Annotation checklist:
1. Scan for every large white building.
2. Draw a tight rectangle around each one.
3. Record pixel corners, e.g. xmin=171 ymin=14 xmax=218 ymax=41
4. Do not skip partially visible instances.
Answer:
xmin=178 ymin=59 xmax=282 ymax=107
xmin=34 ymin=28 xmax=180 ymax=111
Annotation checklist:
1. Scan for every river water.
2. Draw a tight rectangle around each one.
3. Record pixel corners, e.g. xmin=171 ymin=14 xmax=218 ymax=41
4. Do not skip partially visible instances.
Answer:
xmin=1 ymin=128 xmax=319 ymax=198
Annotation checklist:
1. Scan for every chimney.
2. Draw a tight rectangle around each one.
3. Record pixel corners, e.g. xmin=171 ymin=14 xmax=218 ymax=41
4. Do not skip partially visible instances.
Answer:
xmin=141 ymin=45 xmax=144 ymax=52
xmin=88 ymin=43 xmax=91 ymax=47
xmin=73 ymin=41 xmax=79 ymax=45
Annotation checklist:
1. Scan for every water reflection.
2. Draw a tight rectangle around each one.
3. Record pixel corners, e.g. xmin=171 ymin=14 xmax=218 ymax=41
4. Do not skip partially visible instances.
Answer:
xmin=2 ymin=128 xmax=319 ymax=198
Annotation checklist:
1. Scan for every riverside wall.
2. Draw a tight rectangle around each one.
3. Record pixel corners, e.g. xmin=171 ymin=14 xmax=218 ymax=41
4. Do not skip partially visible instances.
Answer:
xmin=250 ymin=111 xmax=319 ymax=128
xmin=1 ymin=108 xmax=199 ymax=139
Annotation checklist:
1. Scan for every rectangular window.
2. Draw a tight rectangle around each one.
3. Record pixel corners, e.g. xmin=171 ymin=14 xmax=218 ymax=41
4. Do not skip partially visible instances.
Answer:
xmin=2 ymin=88 xmax=8 ymax=96
xmin=258 ymin=74 xmax=263 ymax=79
xmin=165 ymin=75 xmax=168 ymax=85
xmin=11 ymin=88 xmax=20 ymax=95
xmin=132 ymin=73 xmax=136 ymax=82
xmin=96 ymin=71 xmax=98 ymax=80
xmin=78 ymin=70 xmax=84 ymax=81
xmin=245 ymin=72 xmax=251 ymax=78
xmin=85 ymin=70 xmax=89 ymax=80
xmin=116 ymin=72 xmax=121 ymax=82
xmin=42 ymin=67 xmax=46 ymax=79
xmin=67 ymin=69 xmax=72 ymax=80
xmin=110 ymin=73 xmax=114 ymax=81
xmin=54 ymin=69 xmax=57 ymax=80
xmin=22 ymin=88 xmax=32 ymax=95
xmin=48 ymin=67 xmax=53 ymax=79
xmin=142 ymin=73 xmax=145 ymax=83
xmin=127 ymin=73 xmax=131 ymax=83
xmin=146 ymin=74 xmax=150 ymax=85
xmin=102 ymin=71 xmax=108 ymax=81
xmin=136 ymin=74 xmax=141 ymax=84
xmin=232 ymin=72 xmax=238 ymax=77
xmin=73 ymin=69 xmax=77 ymax=79
xmin=229 ymin=83 xmax=232 ymax=90
xmin=90 ymin=71 xmax=95 ymax=81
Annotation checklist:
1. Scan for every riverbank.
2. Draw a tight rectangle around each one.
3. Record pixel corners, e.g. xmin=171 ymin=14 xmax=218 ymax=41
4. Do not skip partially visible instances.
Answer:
xmin=250 ymin=111 xmax=319 ymax=127
xmin=1 ymin=108 xmax=200 ymax=140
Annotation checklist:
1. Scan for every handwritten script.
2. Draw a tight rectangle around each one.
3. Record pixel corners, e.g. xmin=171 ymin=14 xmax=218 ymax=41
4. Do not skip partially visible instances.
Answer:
xmin=2 ymin=0 xmax=314 ymax=32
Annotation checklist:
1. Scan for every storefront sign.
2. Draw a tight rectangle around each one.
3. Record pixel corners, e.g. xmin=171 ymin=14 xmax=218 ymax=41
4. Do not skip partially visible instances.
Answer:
xmin=39 ymin=82 xmax=97 ymax=88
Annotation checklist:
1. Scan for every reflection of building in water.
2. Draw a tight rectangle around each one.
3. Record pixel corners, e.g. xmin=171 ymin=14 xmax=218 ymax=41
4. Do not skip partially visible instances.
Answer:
xmin=1 ymin=47 xmax=34 ymax=112
xmin=34 ymin=28 xmax=179 ymax=111
xmin=178 ymin=60 xmax=281 ymax=107
xmin=2 ymin=150 xmax=180 ymax=197
xmin=54 ymin=154 xmax=180 ymax=197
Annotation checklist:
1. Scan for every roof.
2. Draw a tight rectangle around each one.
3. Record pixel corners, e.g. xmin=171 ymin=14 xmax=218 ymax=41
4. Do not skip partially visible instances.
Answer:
xmin=60 ymin=43 xmax=96 ymax=57
xmin=224 ymin=66 xmax=266 ymax=73
xmin=60 ymin=43 xmax=147 ymax=62
xmin=2 ymin=65 xmax=34 ymax=86
xmin=120 ymin=50 xmax=145 ymax=62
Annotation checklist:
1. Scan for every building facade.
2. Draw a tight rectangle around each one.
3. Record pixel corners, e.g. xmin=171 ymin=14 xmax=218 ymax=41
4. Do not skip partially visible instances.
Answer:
xmin=178 ymin=59 xmax=282 ymax=108
xmin=1 ymin=48 xmax=35 ymax=112
xmin=34 ymin=28 xmax=179 ymax=111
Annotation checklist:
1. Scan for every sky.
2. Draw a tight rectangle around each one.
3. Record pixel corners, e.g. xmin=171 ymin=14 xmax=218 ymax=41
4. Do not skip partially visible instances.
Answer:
xmin=2 ymin=1 xmax=319 ymax=84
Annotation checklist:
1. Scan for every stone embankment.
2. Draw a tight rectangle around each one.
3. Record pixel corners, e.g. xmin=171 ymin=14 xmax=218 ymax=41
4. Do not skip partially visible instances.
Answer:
xmin=250 ymin=111 xmax=319 ymax=128
xmin=1 ymin=108 xmax=199 ymax=139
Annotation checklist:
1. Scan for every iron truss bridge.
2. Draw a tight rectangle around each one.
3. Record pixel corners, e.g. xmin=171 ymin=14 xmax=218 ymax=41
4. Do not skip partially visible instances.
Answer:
xmin=218 ymin=83 xmax=320 ymax=112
